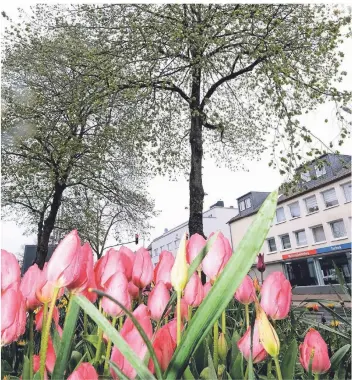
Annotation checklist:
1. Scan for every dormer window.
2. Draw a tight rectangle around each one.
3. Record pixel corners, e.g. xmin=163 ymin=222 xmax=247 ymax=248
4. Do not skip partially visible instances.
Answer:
xmin=239 ymin=201 xmax=245 ymax=211
xmin=315 ymin=165 xmax=326 ymax=178
xmin=245 ymin=198 xmax=251 ymax=208
xmin=301 ymin=171 xmax=311 ymax=182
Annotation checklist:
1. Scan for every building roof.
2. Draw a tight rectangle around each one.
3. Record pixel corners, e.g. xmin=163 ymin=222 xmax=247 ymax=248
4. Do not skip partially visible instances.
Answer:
xmin=228 ymin=160 xmax=351 ymax=225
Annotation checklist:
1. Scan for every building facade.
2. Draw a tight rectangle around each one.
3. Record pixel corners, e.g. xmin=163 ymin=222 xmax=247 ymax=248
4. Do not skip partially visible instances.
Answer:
xmin=228 ymin=154 xmax=351 ymax=296
xmin=150 ymin=201 xmax=238 ymax=265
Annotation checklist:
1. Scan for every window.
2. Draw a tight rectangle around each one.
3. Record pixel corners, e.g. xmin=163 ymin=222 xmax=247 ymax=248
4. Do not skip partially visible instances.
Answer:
xmin=267 ymin=238 xmax=277 ymax=253
xmin=175 ymin=239 xmax=180 ymax=249
xmin=311 ymin=225 xmax=326 ymax=243
xmin=239 ymin=201 xmax=245 ymax=211
xmin=276 ymin=207 xmax=286 ymax=223
xmin=167 ymin=243 xmax=171 ymax=251
xmin=315 ymin=165 xmax=326 ymax=178
xmin=330 ymin=220 xmax=347 ymax=239
xmin=285 ymin=258 xmax=318 ymax=287
xmin=318 ymin=253 xmax=351 ymax=285
xmin=342 ymin=182 xmax=352 ymax=203
xmin=301 ymin=171 xmax=311 ymax=182
xmin=305 ymin=195 xmax=319 ymax=213
xmin=280 ymin=234 xmax=291 ymax=250
xmin=288 ymin=202 xmax=300 ymax=218
xmin=321 ymin=188 xmax=338 ymax=208
xmin=154 ymin=249 xmax=158 ymax=257
xmin=295 ymin=230 xmax=307 ymax=246
xmin=245 ymin=198 xmax=252 ymax=208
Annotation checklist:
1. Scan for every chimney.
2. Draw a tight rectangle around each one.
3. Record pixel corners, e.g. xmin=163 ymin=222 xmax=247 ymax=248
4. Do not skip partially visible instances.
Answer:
xmin=210 ymin=200 xmax=224 ymax=209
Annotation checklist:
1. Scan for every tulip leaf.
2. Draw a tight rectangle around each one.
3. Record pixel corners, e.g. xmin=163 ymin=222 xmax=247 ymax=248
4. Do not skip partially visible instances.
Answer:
xmin=230 ymin=352 xmax=243 ymax=380
xmin=74 ymin=294 xmax=156 ymax=380
xmin=52 ymin=295 xmax=80 ymax=380
xmin=300 ymin=318 xmax=350 ymax=340
xmin=330 ymin=344 xmax=351 ymax=371
xmin=21 ymin=356 xmax=30 ymax=380
xmin=206 ymin=343 xmax=218 ymax=380
xmin=183 ymin=366 xmax=195 ymax=380
xmin=165 ymin=190 xmax=278 ymax=380
xmin=316 ymin=302 xmax=350 ymax=325
xmin=50 ymin=321 xmax=61 ymax=354
xmin=281 ymin=339 xmax=298 ymax=380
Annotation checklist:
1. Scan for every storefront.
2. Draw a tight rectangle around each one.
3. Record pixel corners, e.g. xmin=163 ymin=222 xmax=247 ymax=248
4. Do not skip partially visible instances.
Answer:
xmin=282 ymin=242 xmax=351 ymax=288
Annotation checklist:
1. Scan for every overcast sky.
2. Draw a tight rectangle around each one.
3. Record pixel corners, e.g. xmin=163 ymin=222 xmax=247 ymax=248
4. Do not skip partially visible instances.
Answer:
xmin=1 ymin=3 xmax=351 ymax=256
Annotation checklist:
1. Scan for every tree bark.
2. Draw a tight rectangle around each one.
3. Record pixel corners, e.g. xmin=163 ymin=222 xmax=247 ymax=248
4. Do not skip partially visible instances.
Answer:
xmin=34 ymin=182 xmax=66 ymax=269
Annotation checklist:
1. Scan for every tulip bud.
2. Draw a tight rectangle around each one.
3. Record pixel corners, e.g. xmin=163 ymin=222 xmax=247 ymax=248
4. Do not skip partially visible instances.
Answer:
xmin=153 ymin=251 xmax=175 ymax=290
xmin=256 ymin=253 xmax=265 ymax=273
xmin=255 ymin=302 xmax=280 ymax=357
xmin=184 ymin=273 xmax=204 ymax=307
xmin=186 ymin=233 xmax=206 ymax=265
xmin=235 ymin=275 xmax=256 ymax=305
xmin=218 ymin=333 xmax=228 ymax=362
xmin=1 ymin=249 xmax=21 ymax=292
xmin=67 ymin=362 xmax=98 ymax=380
xmin=20 ymin=264 xmax=42 ymax=310
xmin=132 ymin=248 xmax=153 ymax=289
xmin=147 ymin=281 xmax=170 ymax=321
xmin=171 ymin=234 xmax=188 ymax=293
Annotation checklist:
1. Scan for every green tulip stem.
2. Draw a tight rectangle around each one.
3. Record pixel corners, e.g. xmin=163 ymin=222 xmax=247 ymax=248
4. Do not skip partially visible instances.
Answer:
xmin=221 ymin=310 xmax=226 ymax=333
xmin=244 ymin=364 xmax=249 ymax=380
xmin=314 ymin=374 xmax=319 ymax=380
xmin=104 ymin=317 xmax=117 ymax=373
xmin=176 ymin=290 xmax=182 ymax=346
xmin=40 ymin=287 xmax=60 ymax=380
xmin=188 ymin=305 xmax=193 ymax=322
xmin=29 ymin=311 xmax=34 ymax=380
xmin=83 ymin=311 xmax=88 ymax=335
xmin=119 ymin=316 xmax=123 ymax=330
xmin=94 ymin=325 xmax=104 ymax=366
xmin=213 ymin=320 xmax=219 ymax=371
xmin=273 ymin=355 xmax=283 ymax=380
xmin=245 ymin=304 xmax=250 ymax=329
xmin=267 ymin=358 xmax=272 ymax=378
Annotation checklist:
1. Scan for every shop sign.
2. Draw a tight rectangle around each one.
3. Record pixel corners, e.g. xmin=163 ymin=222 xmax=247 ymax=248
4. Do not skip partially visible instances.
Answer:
xmin=282 ymin=249 xmax=317 ymax=260
xmin=316 ymin=242 xmax=351 ymax=254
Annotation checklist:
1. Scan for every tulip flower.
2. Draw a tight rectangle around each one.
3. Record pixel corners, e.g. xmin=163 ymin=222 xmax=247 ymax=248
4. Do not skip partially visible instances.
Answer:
xmin=203 ymin=281 xmax=212 ymax=297
xmin=260 ymin=272 xmax=292 ymax=320
xmin=67 ymin=363 xmax=98 ymax=380
xmin=257 ymin=253 xmax=266 ymax=273
xmin=299 ymin=329 xmax=331 ymax=374
xmin=1 ymin=287 xmax=26 ymax=346
xmin=35 ymin=305 xmax=60 ymax=331
xmin=202 ymin=232 xmax=232 ymax=282
xmin=218 ymin=333 xmax=228 ymax=362
xmin=175 ymin=298 xmax=189 ymax=322
xmin=147 ymin=281 xmax=170 ymax=321
xmin=101 ymin=272 xmax=131 ymax=318
xmin=1 ymin=249 xmax=21 ymax=292
xmin=36 ymin=264 xmax=64 ymax=304
xmin=149 ymin=321 xmax=177 ymax=373
xmin=32 ymin=355 xmax=48 ymax=380
xmin=184 ymin=273 xmax=204 ymax=307
xmin=45 ymin=336 xmax=56 ymax=373
xmin=235 ymin=275 xmax=256 ymax=305
xmin=153 ymin=251 xmax=175 ymax=289
xmin=171 ymin=234 xmax=188 ymax=293
xmin=119 ymin=246 xmax=135 ymax=281
xmin=79 ymin=245 xmax=97 ymax=303
xmin=186 ymin=233 xmax=206 ymax=265
xmin=47 ymin=230 xmax=82 ymax=288
xmin=20 ymin=263 xmax=42 ymax=310
xmin=132 ymin=247 xmax=153 ymax=289
xmin=237 ymin=320 xmax=268 ymax=363
xmin=110 ymin=304 xmax=153 ymax=379
xmin=128 ymin=281 xmax=140 ymax=300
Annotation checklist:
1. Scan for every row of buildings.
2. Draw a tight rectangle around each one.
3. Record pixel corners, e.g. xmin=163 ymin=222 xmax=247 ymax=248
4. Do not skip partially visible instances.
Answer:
xmin=149 ymin=153 xmax=351 ymax=298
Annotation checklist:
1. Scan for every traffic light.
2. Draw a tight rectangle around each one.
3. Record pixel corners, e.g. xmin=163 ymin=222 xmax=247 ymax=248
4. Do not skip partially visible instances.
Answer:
xmin=135 ymin=233 xmax=139 ymax=245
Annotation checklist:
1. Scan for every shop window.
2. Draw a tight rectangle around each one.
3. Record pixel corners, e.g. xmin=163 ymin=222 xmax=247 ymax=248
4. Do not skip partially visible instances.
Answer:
xmin=304 ymin=195 xmax=319 ymax=214
xmin=317 ymin=253 xmax=351 ymax=285
xmin=280 ymin=234 xmax=291 ymax=250
xmin=311 ymin=225 xmax=326 ymax=243
xmin=288 ymin=201 xmax=300 ymax=218
xmin=295 ymin=229 xmax=307 ymax=246
xmin=285 ymin=258 xmax=318 ymax=287
xmin=267 ymin=238 xmax=277 ymax=253
xmin=321 ymin=188 xmax=338 ymax=208
xmin=342 ymin=182 xmax=351 ymax=203
xmin=329 ymin=220 xmax=347 ymax=239
xmin=276 ymin=207 xmax=286 ymax=223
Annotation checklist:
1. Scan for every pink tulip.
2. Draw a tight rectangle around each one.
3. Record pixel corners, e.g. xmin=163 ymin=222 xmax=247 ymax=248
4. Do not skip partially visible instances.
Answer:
xmin=128 ymin=281 xmax=140 ymax=300
xmin=175 ymin=298 xmax=189 ymax=322
xmin=33 ymin=355 xmax=48 ymax=380
xmin=238 ymin=320 xmax=268 ymax=363
xmin=299 ymin=329 xmax=331 ymax=374
xmin=119 ymin=246 xmax=135 ymax=281
xmin=149 ymin=321 xmax=177 ymax=373
xmin=67 ymin=242 xmax=93 ymax=293
xmin=132 ymin=248 xmax=153 ymax=289
xmin=186 ymin=234 xmax=206 ymax=265
xmin=260 ymin=272 xmax=292 ymax=320
xmin=111 ymin=304 xmax=153 ymax=379
xmin=47 ymin=230 xmax=82 ymax=288
xmin=202 ymin=232 xmax=232 ymax=282
xmin=35 ymin=305 xmax=60 ymax=331
xmin=36 ymin=264 xmax=64 ymax=304
xmin=153 ymin=251 xmax=175 ymax=289
xmin=67 ymin=363 xmax=98 ymax=380
xmin=46 ymin=336 xmax=56 ymax=373
xmin=79 ymin=245 xmax=97 ymax=302
xmin=101 ymin=272 xmax=131 ymax=318
xmin=147 ymin=281 xmax=170 ymax=321
xmin=20 ymin=264 xmax=42 ymax=310
xmin=235 ymin=275 xmax=256 ymax=305
xmin=184 ymin=273 xmax=204 ymax=307
xmin=203 ymin=281 xmax=212 ymax=297
xmin=1 ymin=287 xmax=26 ymax=346
xmin=1 ymin=249 xmax=21 ymax=292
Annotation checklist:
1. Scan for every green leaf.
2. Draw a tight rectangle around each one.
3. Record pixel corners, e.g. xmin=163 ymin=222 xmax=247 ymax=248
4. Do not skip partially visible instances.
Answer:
xmin=281 ymin=339 xmax=298 ymax=380
xmin=51 ymin=296 xmax=80 ymax=379
xmin=1 ymin=360 xmax=13 ymax=377
xmin=74 ymin=295 xmax=156 ymax=380
xmin=230 ymin=330 xmax=241 ymax=364
xmin=50 ymin=321 xmax=61 ymax=354
xmin=165 ymin=190 xmax=278 ymax=380
xmin=22 ymin=356 xmax=30 ymax=380
xmin=230 ymin=353 xmax=244 ymax=380
xmin=300 ymin=318 xmax=350 ymax=340
xmin=69 ymin=350 xmax=83 ymax=373
xmin=183 ymin=366 xmax=195 ymax=380
xmin=317 ymin=302 xmax=350 ymax=325
xmin=330 ymin=344 xmax=351 ymax=371
xmin=207 ymin=343 xmax=218 ymax=380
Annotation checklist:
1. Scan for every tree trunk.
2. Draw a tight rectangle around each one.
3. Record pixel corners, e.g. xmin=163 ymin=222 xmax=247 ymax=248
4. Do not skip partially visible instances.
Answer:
xmin=188 ymin=67 xmax=205 ymax=237
xmin=34 ymin=182 xmax=66 ymax=269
